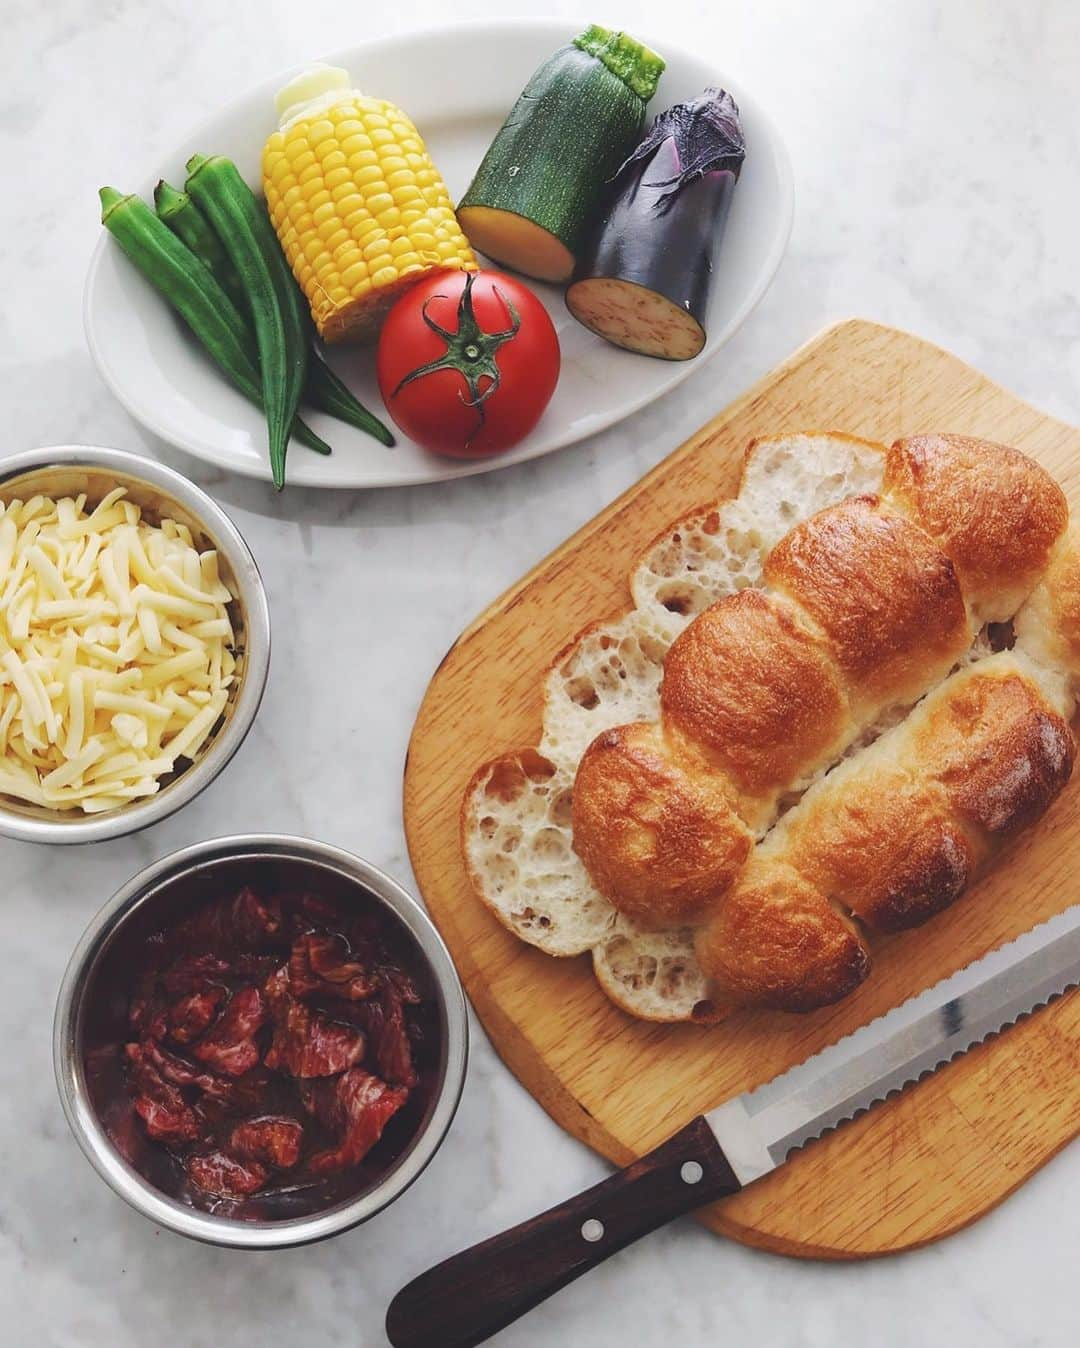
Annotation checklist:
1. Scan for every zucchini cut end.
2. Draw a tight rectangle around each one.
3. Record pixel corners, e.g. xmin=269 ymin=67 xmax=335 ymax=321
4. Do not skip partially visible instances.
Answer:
xmin=567 ymin=277 xmax=706 ymax=361
xmin=458 ymin=206 xmax=575 ymax=284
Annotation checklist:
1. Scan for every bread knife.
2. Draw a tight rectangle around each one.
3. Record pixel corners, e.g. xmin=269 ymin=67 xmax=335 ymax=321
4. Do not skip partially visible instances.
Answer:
xmin=386 ymin=906 xmax=1080 ymax=1348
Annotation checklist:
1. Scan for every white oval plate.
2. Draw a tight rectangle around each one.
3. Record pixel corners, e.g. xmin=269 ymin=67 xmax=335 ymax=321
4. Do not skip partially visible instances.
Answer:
xmin=84 ymin=19 xmax=793 ymax=489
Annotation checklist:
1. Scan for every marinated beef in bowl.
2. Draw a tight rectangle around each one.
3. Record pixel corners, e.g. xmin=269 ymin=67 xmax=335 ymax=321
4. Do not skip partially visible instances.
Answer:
xmin=58 ymin=838 xmax=466 ymax=1244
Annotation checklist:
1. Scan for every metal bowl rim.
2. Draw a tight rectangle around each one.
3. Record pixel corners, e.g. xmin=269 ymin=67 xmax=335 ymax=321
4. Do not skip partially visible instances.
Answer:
xmin=0 ymin=445 xmax=270 ymax=844
xmin=53 ymin=833 xmax=469 ymax=1248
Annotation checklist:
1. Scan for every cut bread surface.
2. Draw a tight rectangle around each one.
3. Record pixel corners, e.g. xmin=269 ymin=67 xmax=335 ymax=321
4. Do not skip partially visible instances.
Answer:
xmin=630 ymin=431 xmax=887 ymax=634
xmin=739 ymin=431 xmax=887 ymax=550
xmin=540 ymin=610 xmax=671 ymax=777
xmin=462 ymin=748 xmax=615 ymax=957
xmin=592 ymin=918 xmax=720 ymax=1023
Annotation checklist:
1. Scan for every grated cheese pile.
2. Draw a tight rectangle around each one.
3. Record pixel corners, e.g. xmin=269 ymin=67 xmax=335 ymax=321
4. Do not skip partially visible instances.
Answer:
xmin=0 ymin=488 xmax=237 ymax=814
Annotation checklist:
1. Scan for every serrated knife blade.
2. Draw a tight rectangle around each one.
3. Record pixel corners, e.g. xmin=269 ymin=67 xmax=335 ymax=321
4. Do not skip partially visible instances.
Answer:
xmin=388 ymin=907 xmax=1080 ymax=1348
xmin=708 ymin=904 xmax=1080 ymax=1186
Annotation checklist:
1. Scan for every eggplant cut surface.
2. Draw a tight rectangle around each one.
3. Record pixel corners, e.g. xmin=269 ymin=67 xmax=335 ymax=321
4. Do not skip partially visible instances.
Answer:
xmin=566 ymin=276 xmax=706 ymax=359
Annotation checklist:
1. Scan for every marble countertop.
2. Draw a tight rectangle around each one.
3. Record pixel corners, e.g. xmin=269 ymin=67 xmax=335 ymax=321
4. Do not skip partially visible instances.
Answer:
xmin=4 ymin=0 xmax=1079 ymax=1344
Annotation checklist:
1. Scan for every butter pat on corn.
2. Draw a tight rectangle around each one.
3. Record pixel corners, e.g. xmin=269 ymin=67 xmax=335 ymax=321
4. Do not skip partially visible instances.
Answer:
xmin=263 ymin=64 xmax=477 ymax=343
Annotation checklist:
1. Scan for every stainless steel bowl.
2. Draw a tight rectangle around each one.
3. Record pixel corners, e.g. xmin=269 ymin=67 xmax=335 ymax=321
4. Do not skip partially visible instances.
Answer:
xmin=54 ymin=835 xmax=469 ymax=1249
xmin=0 ymin=446 xmax=270 ymax=844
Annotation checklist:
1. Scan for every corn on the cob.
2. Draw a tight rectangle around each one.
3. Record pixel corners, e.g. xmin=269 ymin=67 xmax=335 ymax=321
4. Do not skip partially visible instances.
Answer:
xmin=263 ymin=65 xmax=476 ymax=343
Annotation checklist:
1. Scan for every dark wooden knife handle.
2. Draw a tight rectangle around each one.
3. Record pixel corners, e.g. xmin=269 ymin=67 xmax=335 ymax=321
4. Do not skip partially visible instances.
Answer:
xmin=385 ymin=1116 xmax=740 ymax=1348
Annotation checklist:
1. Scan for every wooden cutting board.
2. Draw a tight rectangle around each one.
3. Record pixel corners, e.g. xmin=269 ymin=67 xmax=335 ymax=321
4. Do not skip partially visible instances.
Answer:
xmin=403 ymin=320 xmax=1080 ymax=1259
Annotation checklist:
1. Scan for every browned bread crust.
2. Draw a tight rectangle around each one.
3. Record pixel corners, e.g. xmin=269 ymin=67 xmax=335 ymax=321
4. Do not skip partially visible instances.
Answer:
xmin=763 ymin=496 xmax=970 ymax=711
xmin=659 ymin=589 xmax=849 ymax=808
xmin=571 ymin=723 xmax=752 ymax=928
xmin=694 ymin=860 xmax=870 ymax=1012
xmin=884 ymin=434 xmax=1068 ymax=622
xmin=779 ymin=766 xmax=975 ymax=933
xmin=911 ymin=665 xmax=1076 ymax=838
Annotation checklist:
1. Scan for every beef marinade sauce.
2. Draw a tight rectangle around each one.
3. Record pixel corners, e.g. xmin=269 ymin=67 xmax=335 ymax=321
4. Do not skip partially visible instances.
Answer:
xmin=106 ymin=875 xmax=439 ymax=1212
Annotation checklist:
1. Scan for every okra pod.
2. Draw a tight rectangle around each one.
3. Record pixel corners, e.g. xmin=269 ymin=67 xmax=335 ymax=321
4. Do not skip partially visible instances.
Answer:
xmin=153 ymin=180 xmax=247 ymax=311
xmin=186 ymin=154 xmax=307 ymax=490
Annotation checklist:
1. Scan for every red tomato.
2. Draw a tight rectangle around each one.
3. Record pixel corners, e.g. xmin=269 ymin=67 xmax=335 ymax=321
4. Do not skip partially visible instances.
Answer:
xmin=376 ymin=269 xmax=560 ymax=458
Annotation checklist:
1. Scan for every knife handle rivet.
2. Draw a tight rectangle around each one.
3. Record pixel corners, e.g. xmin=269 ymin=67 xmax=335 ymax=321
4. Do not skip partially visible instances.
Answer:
xmin=580 ymin=1219 xmax=604 ymax=1242
xmin=680 ymin=1161 xmax=704 ymax=1185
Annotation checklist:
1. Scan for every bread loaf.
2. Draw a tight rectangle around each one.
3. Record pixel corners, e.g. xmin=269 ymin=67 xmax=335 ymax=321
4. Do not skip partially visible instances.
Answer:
xmin=571 ymin=436 xmax=1065 ymax=930
xmin=462 ymin=432 xmax=1076 ymax=1023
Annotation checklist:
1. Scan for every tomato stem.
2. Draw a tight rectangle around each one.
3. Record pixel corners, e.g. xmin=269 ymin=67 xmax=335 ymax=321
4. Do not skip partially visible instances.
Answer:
xmin=391 ymin=273 xmax=521 ymax=442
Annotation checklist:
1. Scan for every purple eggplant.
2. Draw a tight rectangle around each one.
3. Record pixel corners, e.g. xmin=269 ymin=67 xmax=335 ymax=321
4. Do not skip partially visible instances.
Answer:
xmin=566 ymin=88 xmax=746 ymax=360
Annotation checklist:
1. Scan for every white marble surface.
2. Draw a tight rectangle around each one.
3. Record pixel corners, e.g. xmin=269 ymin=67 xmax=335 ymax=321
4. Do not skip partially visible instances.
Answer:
xmin=3 ymin=1 xmax=1079 ymax=1344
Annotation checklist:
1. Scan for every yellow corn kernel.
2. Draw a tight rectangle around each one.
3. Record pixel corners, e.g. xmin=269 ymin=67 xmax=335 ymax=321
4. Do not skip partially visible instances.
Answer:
xmin=311 ymin=200 xmax=337 ymax=227
xmin=353 ymin=164 xmax=384 ymax=189
xmin=334 ymin=193 xmax=364 ymax=219
xmin=348 ymin=213 xmax=379 ymax=239
xmin=320 ymin=224 xmax=349 ymax=252
xmin=362 ymin=235 xmax=391 ymax=263
xmin=341 ymin=261 xmax=368 ymax=289
xmin=306 ymin=119 xmax=335 ymax=147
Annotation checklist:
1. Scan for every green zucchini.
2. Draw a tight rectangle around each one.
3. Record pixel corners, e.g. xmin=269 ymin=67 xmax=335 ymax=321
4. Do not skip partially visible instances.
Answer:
xmin=458 ymin=25 xmax=664 ymax=283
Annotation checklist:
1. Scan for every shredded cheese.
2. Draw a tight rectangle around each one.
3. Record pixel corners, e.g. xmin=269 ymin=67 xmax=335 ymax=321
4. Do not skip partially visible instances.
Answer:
xmin=0 ymin=490 xmax=237 ymax=814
